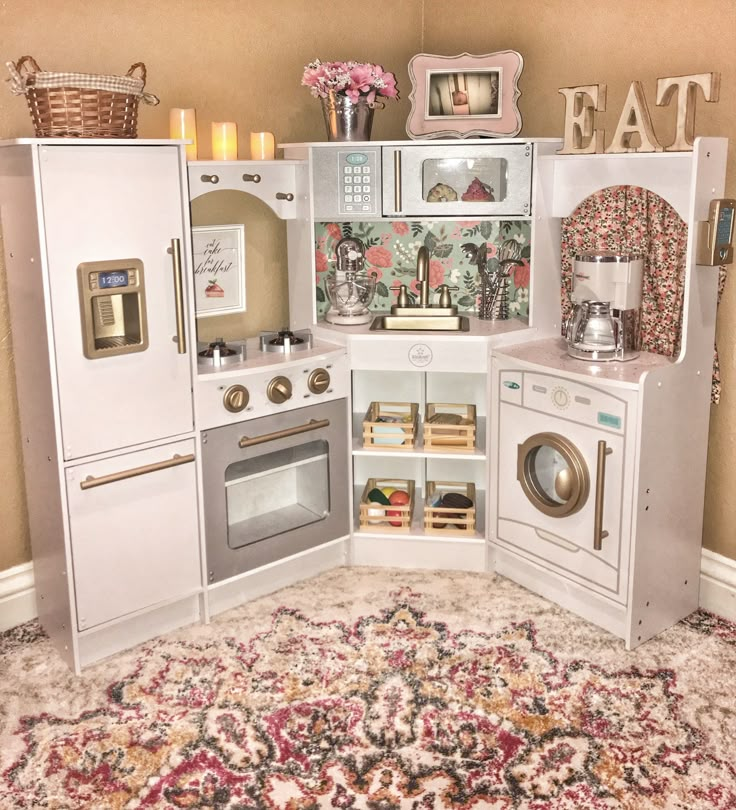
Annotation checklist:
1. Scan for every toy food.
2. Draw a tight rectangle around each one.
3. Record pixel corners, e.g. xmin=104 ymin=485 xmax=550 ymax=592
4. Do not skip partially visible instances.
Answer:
xmin=461 ymin=177 xmax=495 ymax=202
xmin=426 ymin=182 xmax=458 ymax=203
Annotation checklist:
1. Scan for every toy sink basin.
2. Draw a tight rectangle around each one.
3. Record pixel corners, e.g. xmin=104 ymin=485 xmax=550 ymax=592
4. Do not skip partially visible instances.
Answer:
xmin=370 ymin=315 xmax=470 ymax=332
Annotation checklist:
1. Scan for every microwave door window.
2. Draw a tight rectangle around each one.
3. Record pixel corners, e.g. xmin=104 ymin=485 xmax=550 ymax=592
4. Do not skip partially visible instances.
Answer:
xmin=224 ymin=440 xmax=330 ymax=550
xmin=422 ymin=158 xmax=508 ymax=205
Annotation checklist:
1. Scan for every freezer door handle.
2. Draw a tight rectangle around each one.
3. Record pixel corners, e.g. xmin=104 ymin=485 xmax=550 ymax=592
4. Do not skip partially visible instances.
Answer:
xmin=238 ymin=418 xmax=330 ymax=449
xmin=593 ymin=440 xmax=613 ymax=550
xmin=79 ymin=453 xmax=195 ymax=490
xmin=168 ymin=238 xmax=187 ymax=354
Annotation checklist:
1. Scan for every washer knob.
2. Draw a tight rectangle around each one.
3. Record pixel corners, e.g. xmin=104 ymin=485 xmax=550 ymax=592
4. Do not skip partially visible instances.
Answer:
xmin=307 ymin=367 xmax=331 ymax=394
xmin=267 ymin=375 xmax=292 ymax=404
xmin=223 ymin=384 xmax=249 ymax=413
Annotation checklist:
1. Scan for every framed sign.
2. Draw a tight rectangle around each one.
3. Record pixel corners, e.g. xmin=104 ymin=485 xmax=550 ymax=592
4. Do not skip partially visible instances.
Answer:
xmin=406 ymin=51 xmax=524 ymax=140
xmin=191 ymin=224 xmax=246 ymax=317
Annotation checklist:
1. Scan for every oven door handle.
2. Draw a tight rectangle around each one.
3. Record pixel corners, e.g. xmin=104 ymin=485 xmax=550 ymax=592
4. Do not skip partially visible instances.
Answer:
xmin=238 ymin=418 xmax=330 ymax=449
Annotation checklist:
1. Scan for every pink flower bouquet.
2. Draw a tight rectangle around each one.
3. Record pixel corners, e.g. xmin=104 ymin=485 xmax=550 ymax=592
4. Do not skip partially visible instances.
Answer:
xmin=302 ymin=60 xmax=398 ymax=105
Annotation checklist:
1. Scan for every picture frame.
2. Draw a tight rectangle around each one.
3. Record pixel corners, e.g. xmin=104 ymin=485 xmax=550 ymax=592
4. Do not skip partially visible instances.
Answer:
xmin=406 ymin=51 xmax=524 ymax=140
xmin=191 ymin=224 xmax=246 ymax=317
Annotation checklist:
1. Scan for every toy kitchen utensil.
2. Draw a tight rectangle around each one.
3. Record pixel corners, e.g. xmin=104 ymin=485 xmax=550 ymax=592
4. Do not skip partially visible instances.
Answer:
xmin=325 ymin=236 xmax=378 ymax=325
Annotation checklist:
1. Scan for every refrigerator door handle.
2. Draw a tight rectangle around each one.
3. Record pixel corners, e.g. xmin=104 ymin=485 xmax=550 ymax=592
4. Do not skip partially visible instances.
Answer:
xmin=168 ymin=238 xmax=187 ymax=354
xmin=79 ymin=453 xmax=196 ymax=490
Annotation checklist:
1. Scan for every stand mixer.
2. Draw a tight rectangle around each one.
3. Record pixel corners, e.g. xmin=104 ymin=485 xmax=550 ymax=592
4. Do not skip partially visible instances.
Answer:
xmin=325 ymin=236 xmax=378 ymax=325
xmin=566 ymin=252 xmax=643 ymax=362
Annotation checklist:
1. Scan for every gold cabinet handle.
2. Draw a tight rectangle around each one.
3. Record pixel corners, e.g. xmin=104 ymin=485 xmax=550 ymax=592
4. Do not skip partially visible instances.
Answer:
xmin=167 ymin=238 xmax=187 ymax=354
xmin=80 ymin=453 xmax=195 ymax=490
xmin=393 ymin=150 xmax=402 ymax=213
xmin=238 ymin=418 xmax=330 ymax=449
xmin=593 ymin=440 xmax=613 ymax=550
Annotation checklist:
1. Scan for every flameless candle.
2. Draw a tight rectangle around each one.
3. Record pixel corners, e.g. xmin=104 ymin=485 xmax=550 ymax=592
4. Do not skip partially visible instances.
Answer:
xmin=169 ymin=108 xmax=198 ymax=160
xmin=211 ymin=122 xmax=238 ymax=160
xmin=250 ymin=131 xmax=275 ymax=160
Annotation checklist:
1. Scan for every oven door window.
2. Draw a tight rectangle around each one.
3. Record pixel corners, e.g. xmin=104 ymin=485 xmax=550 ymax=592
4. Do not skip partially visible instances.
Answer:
xmin=225 ymin=440 xmax=330 ymax=549
xmin=422 ymin=157 xmax=508 ymax=205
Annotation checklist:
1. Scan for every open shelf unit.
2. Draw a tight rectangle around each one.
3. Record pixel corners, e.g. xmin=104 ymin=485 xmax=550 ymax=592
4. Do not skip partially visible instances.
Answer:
xmin=349 ymin=368 xmax=489 ymax=568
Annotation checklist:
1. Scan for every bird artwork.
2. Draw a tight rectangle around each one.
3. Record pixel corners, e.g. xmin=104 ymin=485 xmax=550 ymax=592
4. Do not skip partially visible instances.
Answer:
xmin=462 ymin=239 xmax=524 ymax=320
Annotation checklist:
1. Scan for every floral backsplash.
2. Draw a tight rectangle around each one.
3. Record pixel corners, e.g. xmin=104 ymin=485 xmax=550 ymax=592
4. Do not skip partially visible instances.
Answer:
xmin=314 ymin=220 xmax=532 ymax=319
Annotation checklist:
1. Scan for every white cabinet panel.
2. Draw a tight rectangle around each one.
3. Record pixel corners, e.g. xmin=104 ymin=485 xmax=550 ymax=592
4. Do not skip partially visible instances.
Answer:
xmin=66 ymin=439 xmax=200 ymax=630
xmin=39 ymin=145 xmax=193 ymax=459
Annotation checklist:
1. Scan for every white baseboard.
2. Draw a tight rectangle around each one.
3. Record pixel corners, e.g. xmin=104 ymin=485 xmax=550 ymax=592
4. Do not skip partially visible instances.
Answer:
xmin=0 ymin=562 xmax=37 ymax=632
xmin=1 ymin=546 xmax=735 ymax=634
xmin=699 ymin=548 xmax=736 ymax=622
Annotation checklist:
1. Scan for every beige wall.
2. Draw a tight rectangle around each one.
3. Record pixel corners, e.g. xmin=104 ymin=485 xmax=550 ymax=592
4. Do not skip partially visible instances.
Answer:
xmin=0 ymin=0 xmax=733 ymax=571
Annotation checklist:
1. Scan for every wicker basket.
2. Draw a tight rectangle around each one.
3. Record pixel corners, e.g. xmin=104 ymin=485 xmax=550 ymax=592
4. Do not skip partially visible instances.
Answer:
xmin=6 ymin=56 xmax=160 ymax=138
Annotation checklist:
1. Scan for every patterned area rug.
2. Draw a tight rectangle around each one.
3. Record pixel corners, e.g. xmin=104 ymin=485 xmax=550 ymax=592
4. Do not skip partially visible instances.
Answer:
xmin=1 ymin=567 xmax=736 ymax=809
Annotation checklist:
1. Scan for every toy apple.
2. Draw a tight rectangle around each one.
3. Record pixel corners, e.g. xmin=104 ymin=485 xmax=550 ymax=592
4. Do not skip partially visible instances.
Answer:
xmin=386 ymin=508 xmax=403 ymax=527
xmin=387 ymin=489 xmax=410 ymax=527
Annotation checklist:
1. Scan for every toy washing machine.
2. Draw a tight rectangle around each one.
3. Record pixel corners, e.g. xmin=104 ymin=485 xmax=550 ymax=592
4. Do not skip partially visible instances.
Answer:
xmin=490 ymin=349 xmax=640 ymax=631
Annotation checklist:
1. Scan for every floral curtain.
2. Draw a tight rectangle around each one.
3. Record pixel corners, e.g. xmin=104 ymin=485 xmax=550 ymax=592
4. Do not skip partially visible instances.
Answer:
xmin=560 ymin=185 xmax=724 ymax=403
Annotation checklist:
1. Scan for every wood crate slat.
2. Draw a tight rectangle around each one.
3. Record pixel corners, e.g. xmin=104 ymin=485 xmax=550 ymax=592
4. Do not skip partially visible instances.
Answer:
xmin=362 ymin=401 xmax=419 ymax=451
xmin=424 ymin=481 xmax=477 ymax=536
xmin=424 ymin=403 xmax=476 ymax=452
xmin=358 ymin=477 xmax=415 ymax=534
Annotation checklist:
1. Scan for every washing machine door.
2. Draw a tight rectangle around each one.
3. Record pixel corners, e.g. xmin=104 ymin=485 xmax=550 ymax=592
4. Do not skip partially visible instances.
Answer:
xmin=517 ymin=432 xmax=589 ymax=517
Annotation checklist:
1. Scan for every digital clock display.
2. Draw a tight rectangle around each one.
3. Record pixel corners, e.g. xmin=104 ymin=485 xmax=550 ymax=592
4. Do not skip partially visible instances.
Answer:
xmin=98 ymin=270 xmax=129 ymax=289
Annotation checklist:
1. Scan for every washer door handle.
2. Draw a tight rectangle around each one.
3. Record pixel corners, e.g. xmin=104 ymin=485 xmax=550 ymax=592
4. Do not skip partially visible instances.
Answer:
xmin=593 ymin=440 xmax=613 ymax=550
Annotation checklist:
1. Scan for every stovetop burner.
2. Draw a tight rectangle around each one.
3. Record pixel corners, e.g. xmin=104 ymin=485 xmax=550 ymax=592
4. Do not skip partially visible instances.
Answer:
xmin=259 ymin=328 xmax=313 ymax=354
xmin=197 ymin=338 xmax=247 ymax=367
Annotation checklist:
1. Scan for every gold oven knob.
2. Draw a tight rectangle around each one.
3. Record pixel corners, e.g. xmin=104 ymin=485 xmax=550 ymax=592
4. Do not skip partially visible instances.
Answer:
xmin=307 ymin=367 xmax=331 ymax=394
xmin=267 ymin=375 xmax=292 ymax=404
xmin=223 ymin=384 xmax=249 ymax=413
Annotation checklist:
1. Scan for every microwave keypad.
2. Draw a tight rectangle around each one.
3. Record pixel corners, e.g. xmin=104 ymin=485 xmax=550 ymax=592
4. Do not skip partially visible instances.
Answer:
xmin=338 ymin=150 xmax=378 ymax=217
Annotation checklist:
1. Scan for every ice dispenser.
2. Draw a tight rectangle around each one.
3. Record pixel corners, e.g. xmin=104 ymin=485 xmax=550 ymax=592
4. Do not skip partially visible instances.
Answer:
xmin=77 ymin=259 xmax=149 ymax=359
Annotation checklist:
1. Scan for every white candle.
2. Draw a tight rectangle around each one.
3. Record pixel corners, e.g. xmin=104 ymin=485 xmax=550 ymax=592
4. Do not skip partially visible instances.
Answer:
xmin=250 ymin=131 xmax=275 ymax=160
xmin=212 ymin=122 xmax=238 ymax=160
xmin=169 ymin=108 xmax=198 ymax=160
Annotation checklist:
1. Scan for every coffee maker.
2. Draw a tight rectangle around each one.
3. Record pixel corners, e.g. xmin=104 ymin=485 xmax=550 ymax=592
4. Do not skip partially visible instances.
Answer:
xmin=566 ymin=252 xmax=643 ymax=362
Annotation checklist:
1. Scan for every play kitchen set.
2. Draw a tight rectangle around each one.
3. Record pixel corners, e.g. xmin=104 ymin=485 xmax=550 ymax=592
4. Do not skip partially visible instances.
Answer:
xmin=0 ymin=136 xmax=731 ymax=671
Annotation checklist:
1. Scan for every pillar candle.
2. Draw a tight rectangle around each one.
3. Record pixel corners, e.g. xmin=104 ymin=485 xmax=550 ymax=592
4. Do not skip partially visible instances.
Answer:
xmin=212 ymin=122 xmax=238 ymax=160
xmin=169 ymin=108 xmax=198 ymax=160
xmin=250 ymin=131 xmax=275 ymax=160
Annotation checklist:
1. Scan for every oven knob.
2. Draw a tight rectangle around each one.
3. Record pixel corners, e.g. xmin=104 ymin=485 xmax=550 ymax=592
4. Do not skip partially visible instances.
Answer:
xmin=223 ymin=384 xmax=249 ymax=413
xmin=267 ymin=375 xmax=292 ymax=404
xmin=307 ymin=367 xmax=331 ymax=394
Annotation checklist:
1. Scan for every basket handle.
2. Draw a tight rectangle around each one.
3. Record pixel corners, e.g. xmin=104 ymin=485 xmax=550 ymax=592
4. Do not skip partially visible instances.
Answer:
xmin=6 ymin=56 xmax=42 ymax=94
xmin=15 ymin=55 xmax=42 ymax=76
xmin=126 ymin=62 xmax=159 ymax=106
xmin=126 ymin=62 xmax=147 ymax=83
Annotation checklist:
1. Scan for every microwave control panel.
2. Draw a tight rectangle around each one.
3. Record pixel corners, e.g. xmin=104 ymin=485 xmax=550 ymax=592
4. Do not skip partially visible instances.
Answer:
xmin=312 ymin=146 xmax=381 ymax=220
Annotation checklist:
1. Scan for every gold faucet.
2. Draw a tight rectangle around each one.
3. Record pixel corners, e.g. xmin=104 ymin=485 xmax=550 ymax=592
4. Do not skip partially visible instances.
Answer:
xmin=389 ymin=246 xmax=458 ymax=317
xmin=416 ymin=245 xmax=430 ymax=308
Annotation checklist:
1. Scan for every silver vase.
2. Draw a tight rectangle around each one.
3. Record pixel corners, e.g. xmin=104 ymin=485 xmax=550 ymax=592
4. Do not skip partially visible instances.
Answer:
xmin=320 ymin=92 xmax=375 ymax=142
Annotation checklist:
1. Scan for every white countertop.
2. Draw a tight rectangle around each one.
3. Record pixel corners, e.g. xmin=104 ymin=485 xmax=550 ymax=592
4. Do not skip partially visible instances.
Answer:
xmin=493 ymin=337 xmax=674 ymax=386
xmin=314 ymin=314 xmax=534 ymax=343
xmin=195 ymin=335 xmax=346 ymax=378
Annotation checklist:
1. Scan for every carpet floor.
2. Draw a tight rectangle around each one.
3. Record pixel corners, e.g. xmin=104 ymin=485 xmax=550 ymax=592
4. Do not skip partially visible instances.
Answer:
xmin=1 ymin=567 xmax=735 ymax=809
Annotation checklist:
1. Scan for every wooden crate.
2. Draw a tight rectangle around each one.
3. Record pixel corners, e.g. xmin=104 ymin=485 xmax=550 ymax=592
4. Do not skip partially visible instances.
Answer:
xmin=423 ymin=403 xmax=476 ymax=452
xmin=362 ymin=402 xmax=419 ymax=450
xmin=358 ymin=477 xmax=415 ymax=533
xmin=424 ymin=481 xmax=477 ymax=536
